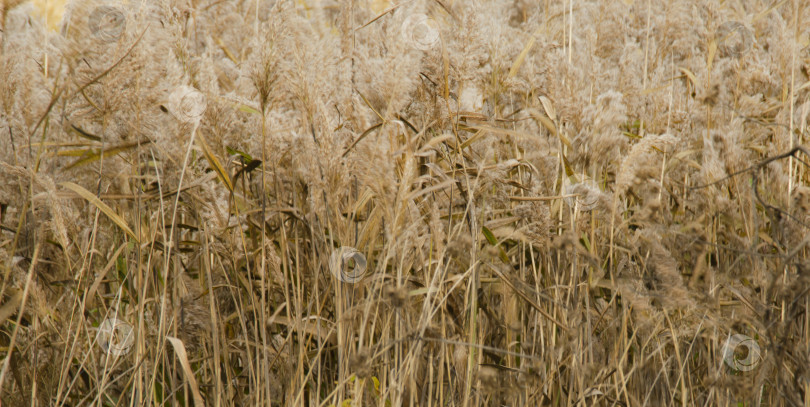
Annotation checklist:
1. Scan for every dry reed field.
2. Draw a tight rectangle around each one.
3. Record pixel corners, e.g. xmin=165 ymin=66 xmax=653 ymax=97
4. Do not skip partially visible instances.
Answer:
xmin=2 ymin=0 xmax=810 ymax=405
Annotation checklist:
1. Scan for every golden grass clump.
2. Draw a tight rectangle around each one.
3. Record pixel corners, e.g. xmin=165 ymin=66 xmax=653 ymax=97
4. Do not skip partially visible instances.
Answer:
xmin=3 ymin=0 xmax=810 ymax=405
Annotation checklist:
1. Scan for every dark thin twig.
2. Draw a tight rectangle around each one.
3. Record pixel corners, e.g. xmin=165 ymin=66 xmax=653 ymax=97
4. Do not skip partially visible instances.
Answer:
xmin=688 ymin=146 xmax=809 ymax=191
xmin=686 ymin=146 xmax=810 ymax=232
xmin=752 ymin=167 xmax=810 ymax=231
xmin=341 ymin=122 xmax=383 ymax=158
xmin=30 ymin=25 xmax=150 ymax=138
